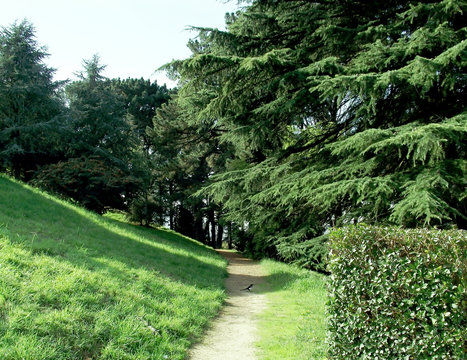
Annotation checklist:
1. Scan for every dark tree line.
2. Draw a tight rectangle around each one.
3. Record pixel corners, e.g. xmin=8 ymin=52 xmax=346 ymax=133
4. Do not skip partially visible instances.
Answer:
xmin=0 ymin=21 xmax=169 ymax=216
xmin=2 ymin=0 xmax=466 ymax=270
xmin=0 ymin=20 xmax=232 ymax=248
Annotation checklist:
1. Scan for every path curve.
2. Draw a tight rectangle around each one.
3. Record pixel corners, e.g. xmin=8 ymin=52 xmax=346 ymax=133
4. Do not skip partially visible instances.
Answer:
xmin=189 ymin=250 xmax=267 ymax=360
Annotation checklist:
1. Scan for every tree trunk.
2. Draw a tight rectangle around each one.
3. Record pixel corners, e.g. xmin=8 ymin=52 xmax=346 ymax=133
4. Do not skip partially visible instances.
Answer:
xmin=203 ymin=219 xmax=210 ymax=245
xmin=144 ymin=192 xmax=151 ymax=227
xmin=228 ymin=222 xmax=233 ymax=249
xmin=216 ymin=222 xmax=224 ymax=249
xmin=169 ymin=182 xmax=174 ymax=230
xmin=12 ymin=155 xmax=21 ymax=180
xmin=158 ymin=184 xmax=164 ymax=225
xmin=208 ymin=209 xmax=216 ymax=248
xmin=194 ymin=216 xmax=204 ymax=243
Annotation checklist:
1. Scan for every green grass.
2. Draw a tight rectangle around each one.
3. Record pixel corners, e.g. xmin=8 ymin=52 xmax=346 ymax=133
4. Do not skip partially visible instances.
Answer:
xmin=0 ymin=175 xmax=227 ymax=359
xmin=257 ymin=259 xmax=327 ymax=360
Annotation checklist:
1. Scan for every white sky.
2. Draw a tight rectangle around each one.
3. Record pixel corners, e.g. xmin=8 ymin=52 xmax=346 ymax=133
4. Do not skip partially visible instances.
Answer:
xmin=0 ymin=0 xmax=241 ymax=87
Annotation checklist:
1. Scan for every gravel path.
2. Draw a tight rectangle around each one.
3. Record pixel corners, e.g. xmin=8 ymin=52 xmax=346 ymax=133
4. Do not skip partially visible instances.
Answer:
xmin=188 ymin=250 xmax=267 ymax=360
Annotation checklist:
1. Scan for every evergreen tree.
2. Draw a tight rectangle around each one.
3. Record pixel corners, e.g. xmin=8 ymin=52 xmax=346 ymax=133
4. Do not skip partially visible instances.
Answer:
xmin=169 ymin=0 xmax=466 ymax=268
xmin=34 ymin=56 xmax=138 ymax=213
xmin=148 ymin=97 xmax=232 ymax=245
xmin=112 ymin=77 xmax=170 ymax=150
xmin=111 ymin=78 xmax=171 ymax=225
xmin=65 ymin=55 xmax=132 ymax=162
xmin=0 ymin=20 xmax=66 ymax=180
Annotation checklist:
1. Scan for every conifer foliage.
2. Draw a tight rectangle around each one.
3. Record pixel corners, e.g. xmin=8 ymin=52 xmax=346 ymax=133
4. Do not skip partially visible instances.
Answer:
xmin=0 ymin=20 xmax=65 ymax=180
xmin=170 ymin=0 xmax=467 ymax=267
xmin=34 ymin=55 xmax=138 ymax=213
xmin=0 ymin=3 xmax=465 ymax=266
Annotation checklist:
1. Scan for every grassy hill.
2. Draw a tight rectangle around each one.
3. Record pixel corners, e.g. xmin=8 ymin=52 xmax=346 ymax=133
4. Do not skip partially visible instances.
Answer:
xmin=0 ymin=175 xmax=227 ymax=360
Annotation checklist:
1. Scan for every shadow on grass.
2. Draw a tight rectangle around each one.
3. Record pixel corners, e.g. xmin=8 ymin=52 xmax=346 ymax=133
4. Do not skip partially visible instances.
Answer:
xmin=259 ymin=268 xmax=302 ymax=292
xmin=0 ymin=176 xmax=226 ymax=291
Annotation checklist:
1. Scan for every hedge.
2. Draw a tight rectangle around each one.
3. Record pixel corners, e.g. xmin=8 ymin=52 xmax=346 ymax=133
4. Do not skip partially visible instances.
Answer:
xmin=327 ymin=225 xmax=466 ymax=359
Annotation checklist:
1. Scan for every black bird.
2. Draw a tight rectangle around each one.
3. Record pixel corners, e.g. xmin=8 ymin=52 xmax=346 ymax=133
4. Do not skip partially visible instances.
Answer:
xmin=241 ymin=284 xmax=253 ymax=291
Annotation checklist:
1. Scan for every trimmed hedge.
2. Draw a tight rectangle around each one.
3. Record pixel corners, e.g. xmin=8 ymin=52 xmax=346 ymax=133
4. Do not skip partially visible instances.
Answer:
xmin=327 ymin=225 xmax=466 ymax=359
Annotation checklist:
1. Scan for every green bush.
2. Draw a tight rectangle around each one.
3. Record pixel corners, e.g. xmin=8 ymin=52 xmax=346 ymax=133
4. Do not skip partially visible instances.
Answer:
xmin=33 ymin=156 xmax=138 ymax=213
xmin=327 ymin=224 xmax=466 ymax=360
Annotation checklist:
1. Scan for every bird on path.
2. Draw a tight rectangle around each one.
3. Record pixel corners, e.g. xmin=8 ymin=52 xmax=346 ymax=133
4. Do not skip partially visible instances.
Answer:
xmin=241 ymin=284 xmax=253 ymax=291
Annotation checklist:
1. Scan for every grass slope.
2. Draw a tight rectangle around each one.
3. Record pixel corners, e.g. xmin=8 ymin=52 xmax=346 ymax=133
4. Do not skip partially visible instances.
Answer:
xmin=0 ymin=175 xmax=227 ymax=360
xmin=257 ymin=260 xmax=327 ymax=359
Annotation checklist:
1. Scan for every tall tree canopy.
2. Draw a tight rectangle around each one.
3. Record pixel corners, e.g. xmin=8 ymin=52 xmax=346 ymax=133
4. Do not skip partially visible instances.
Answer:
xmin=34 ymin=55 xmax=138 ymax=213
xmin=65 ymin=55 xmax=132 ymax=162
xmin=146 ymin=96 xmax=232 ymax=245
xmin=168 ymin=0 xmax=467 ymax=268
xmin=0 ymin=20 xmax=65 ymax=180
xmin=112 ymin=77 xmax=171 ymax=225
xmin=112 ymin=77 xmax=170 ymax=150
xmin=1 ymin=5 xmax=464 ymax=267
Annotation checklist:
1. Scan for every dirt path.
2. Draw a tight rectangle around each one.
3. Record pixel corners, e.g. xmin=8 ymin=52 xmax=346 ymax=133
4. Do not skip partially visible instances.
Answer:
xmin=189 ymin=250 xmax=267 ymax=360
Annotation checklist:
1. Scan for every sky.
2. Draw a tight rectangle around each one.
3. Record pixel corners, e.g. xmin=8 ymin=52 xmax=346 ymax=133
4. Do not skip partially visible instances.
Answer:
xmin=0 ymin=0 xmax=241 ymax=87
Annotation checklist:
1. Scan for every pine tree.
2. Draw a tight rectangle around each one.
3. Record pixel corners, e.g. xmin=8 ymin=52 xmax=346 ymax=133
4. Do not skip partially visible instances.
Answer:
xmin=65 ymin=55 xmax=132 ymax=162
xmin=111 ymin=78 xmax=171 ymax=225
xmin=168 ymin=0 xmax=466 ymax=268
xmin=0 ymin=20 xmax=65 ymax=180
xmin=112 ymin=77 xmax=171 ymax=150
xmin=34 ymin=56 xmax=138 ymax=213
xmin=147 ymin=97 xmax=232 ymax=245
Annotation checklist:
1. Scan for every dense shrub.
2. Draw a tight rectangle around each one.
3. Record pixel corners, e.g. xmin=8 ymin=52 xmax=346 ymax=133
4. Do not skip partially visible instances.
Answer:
xmin=327 ymin=225 xmax=466 ymax=360
xmin=33 ymin=156 xmax=138 ymax=213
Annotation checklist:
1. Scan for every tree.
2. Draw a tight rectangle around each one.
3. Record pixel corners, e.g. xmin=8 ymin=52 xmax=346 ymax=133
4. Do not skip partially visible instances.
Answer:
xmin=147 ymin=97 xmax=232 ymax=246
xmin=168 ymin=0 xmax=466 ymax=268
xmin=111 ymin=78 xmax=171 ymax=225
xmin=148 ymin=99 xmax=209 ymax=238
xmin=34 ymin=55 xmax=138 ymax=213
xmin=112 ymin=77 xmax=170 ymax=150
xmin=0 ymin=20 xmax=66 ymax=180
xmin=65 ymin=55 xmax=132 ymax=162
